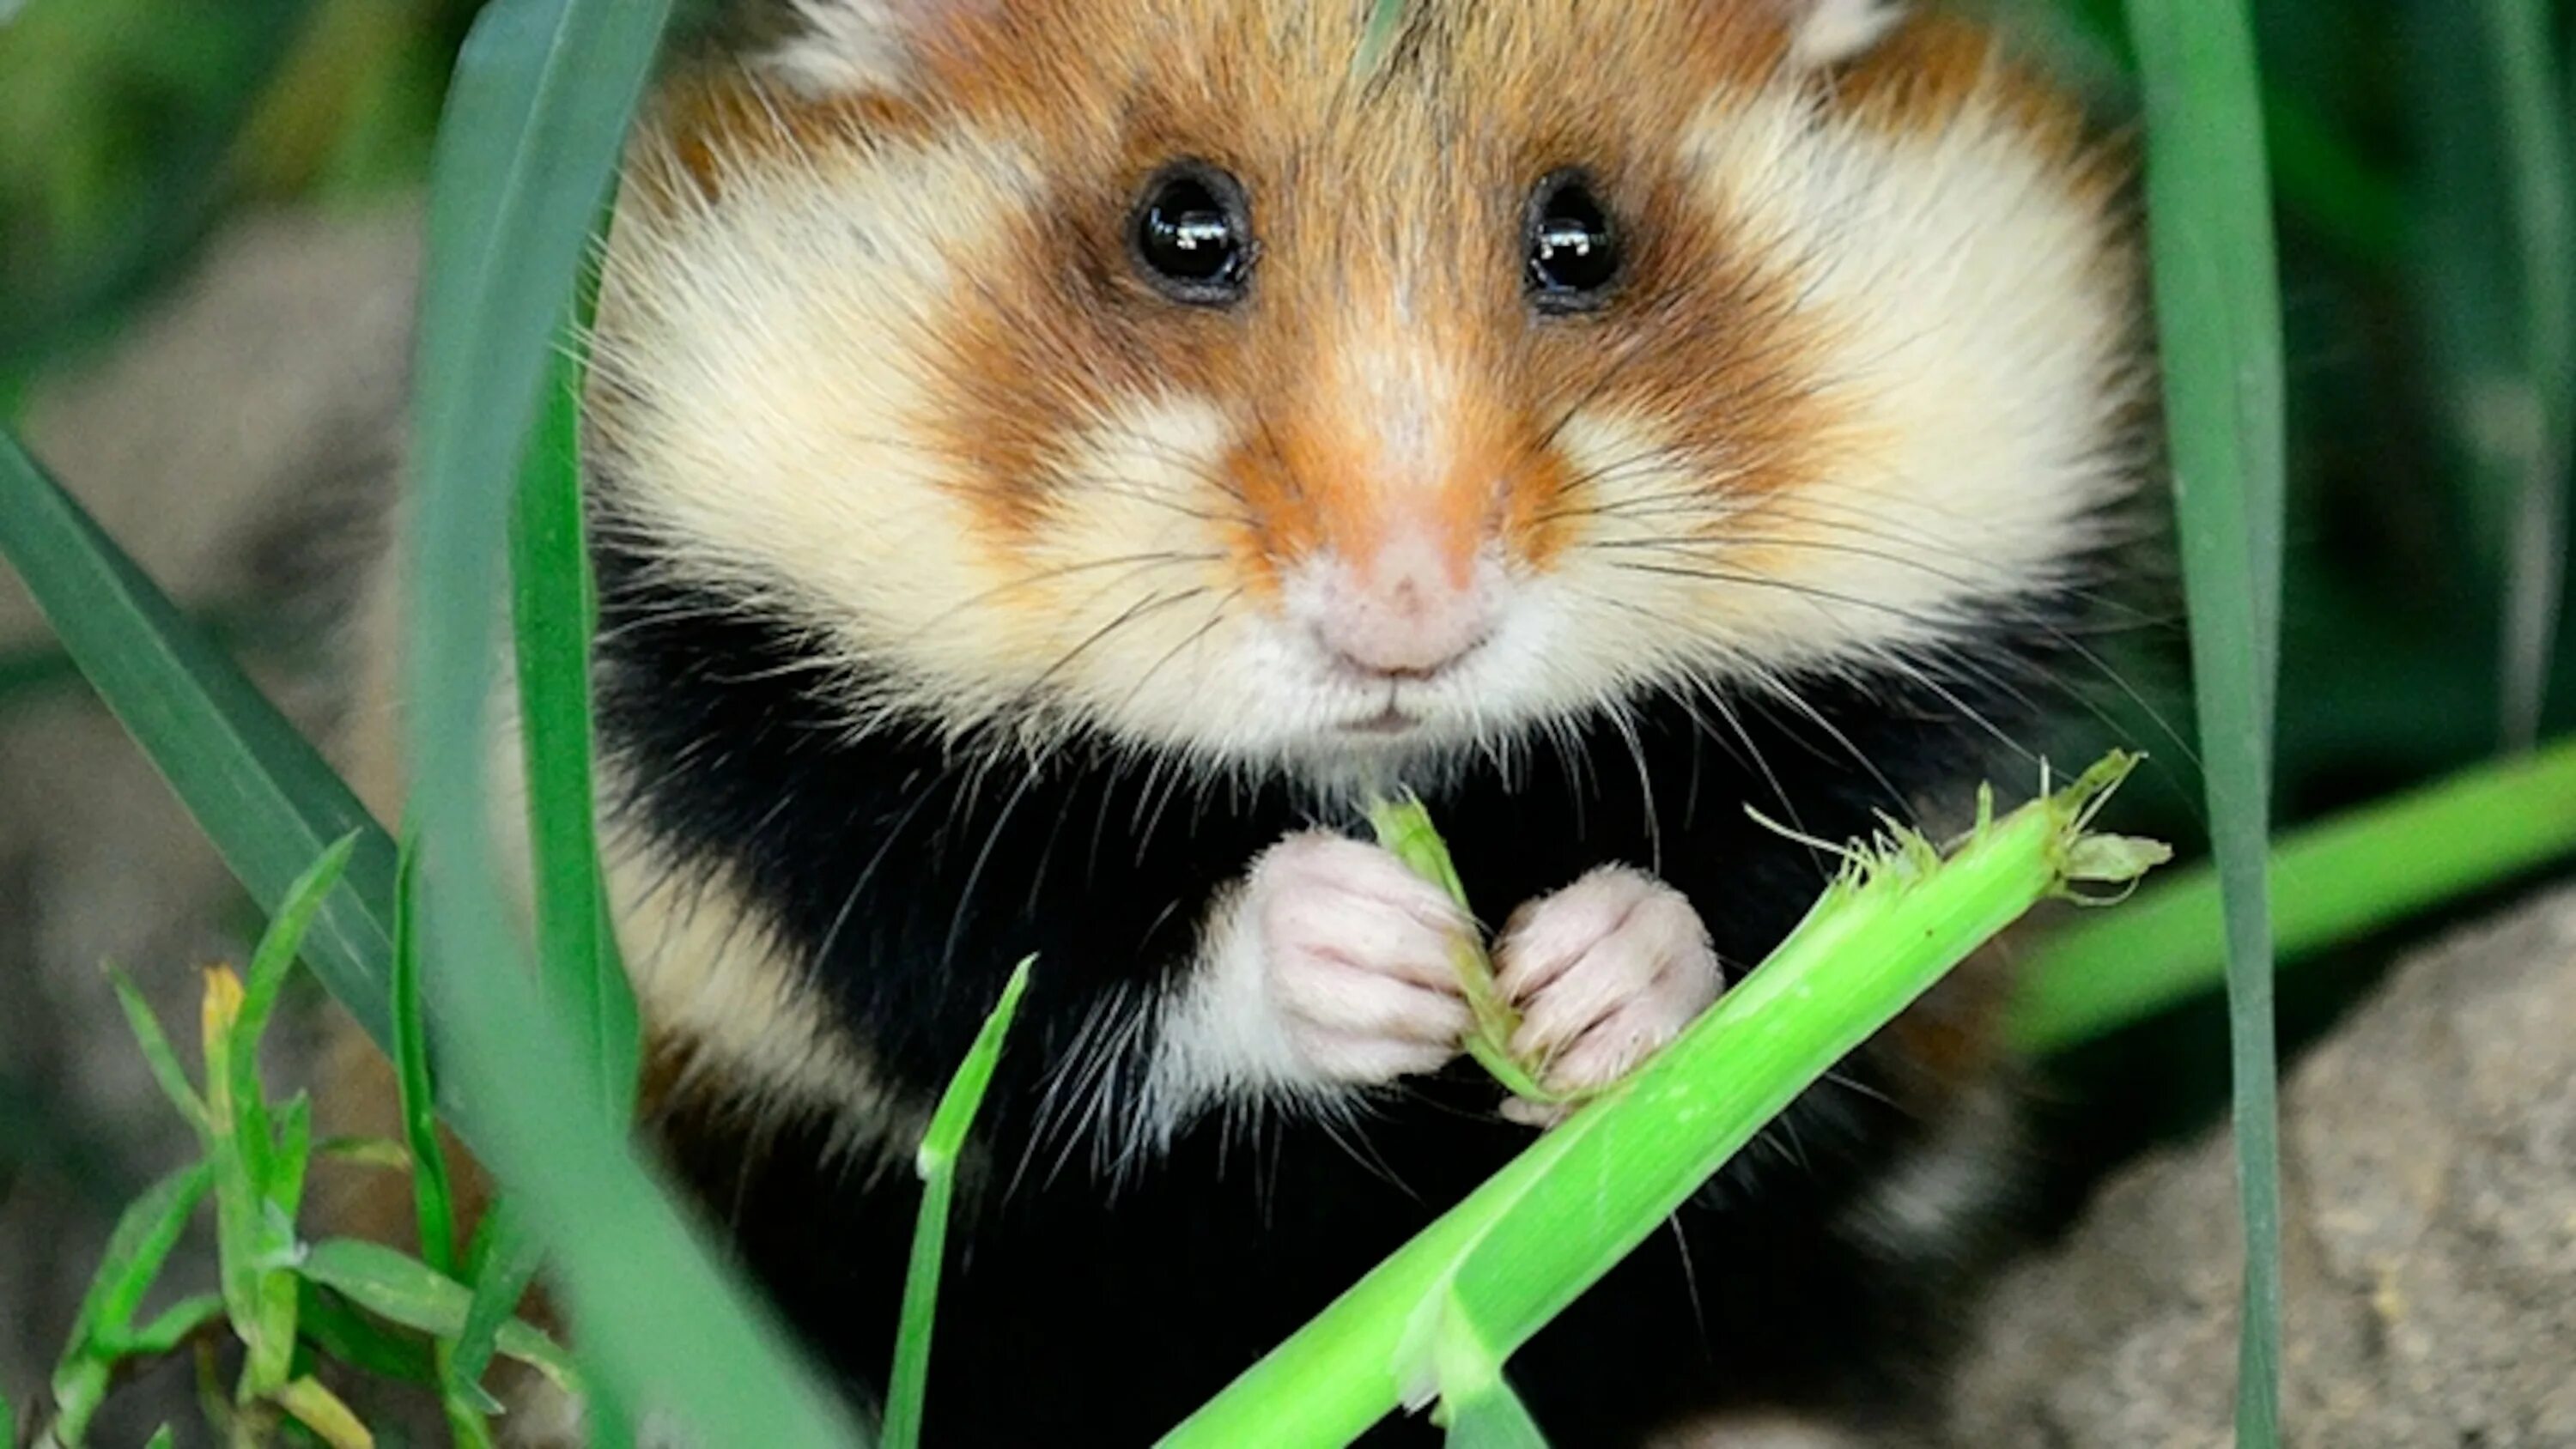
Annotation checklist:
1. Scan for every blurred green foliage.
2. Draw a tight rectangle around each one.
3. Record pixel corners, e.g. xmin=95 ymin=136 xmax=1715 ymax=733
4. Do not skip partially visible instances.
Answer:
xmin=0 ymin=0 xmax=471 ymax=381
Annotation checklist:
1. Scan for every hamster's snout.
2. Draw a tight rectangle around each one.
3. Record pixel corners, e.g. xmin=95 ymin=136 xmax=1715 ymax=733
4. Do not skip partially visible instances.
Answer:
xmin=1296 ymin=530 xmax=1499 ymax=682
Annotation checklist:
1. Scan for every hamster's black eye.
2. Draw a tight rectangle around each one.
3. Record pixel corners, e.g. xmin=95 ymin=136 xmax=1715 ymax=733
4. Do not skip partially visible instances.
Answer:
xmin=1129 ymin=161 xmax=1254 ymax=306
xmin=1524 ymin=170 xmax=1621 ymax=313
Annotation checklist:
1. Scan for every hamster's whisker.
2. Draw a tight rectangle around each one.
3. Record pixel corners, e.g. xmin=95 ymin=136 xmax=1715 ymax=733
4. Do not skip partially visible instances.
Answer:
xmin=898 ymin=550 xmax=1228 ymax=644
xmin=1740 ymin=670 xmax=1911 ymax=813
xmin=1109 ymin=586 xmax=1246 ymax=728
xmin=1643 ymin=517 xmax=2194 ymax=763
xmin=1024 ymin=585 xmax=1218 ymax=694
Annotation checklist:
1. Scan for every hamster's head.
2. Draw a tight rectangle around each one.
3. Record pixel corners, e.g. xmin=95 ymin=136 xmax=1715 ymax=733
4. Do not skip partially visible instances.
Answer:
xmin=592 ymin=0 xmax=2141 ymax=787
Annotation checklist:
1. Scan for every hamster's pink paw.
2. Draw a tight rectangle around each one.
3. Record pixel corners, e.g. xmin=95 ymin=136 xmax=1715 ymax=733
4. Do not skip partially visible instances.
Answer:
xmin=1493 ymin=865 xmax=1722 ymax=1125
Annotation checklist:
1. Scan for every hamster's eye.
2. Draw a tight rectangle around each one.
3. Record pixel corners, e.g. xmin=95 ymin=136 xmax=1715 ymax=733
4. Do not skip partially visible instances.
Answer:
xmin=1524 ymin=170 xmax=1621 ymax=313
xmin=1129 ymin=161 xmax=1254 ymax=306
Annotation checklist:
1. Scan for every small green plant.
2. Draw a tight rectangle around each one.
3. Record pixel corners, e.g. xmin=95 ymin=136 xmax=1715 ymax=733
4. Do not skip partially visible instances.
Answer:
xmin=33 ymin=835 xmax=580 ymax=1449
xmin=27 ymin=819 xmax=1030 ymax=1446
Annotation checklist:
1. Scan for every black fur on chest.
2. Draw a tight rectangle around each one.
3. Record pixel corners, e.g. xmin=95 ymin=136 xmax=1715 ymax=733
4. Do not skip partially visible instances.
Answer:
xmin=593 ymin=534 xmax=2059 ymax=1444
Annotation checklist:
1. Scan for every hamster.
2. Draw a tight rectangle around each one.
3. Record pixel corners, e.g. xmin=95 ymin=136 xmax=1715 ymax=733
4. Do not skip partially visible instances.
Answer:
xmin=339 ymin=0 xmax=2145 ymax=1442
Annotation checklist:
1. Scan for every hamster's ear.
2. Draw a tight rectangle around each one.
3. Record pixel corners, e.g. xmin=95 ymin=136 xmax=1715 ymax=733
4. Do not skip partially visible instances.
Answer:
xmin=1782 ymin=0 xmax=1905 ymax=66
xmin=743 ymin=0 xmax=995 ymax=96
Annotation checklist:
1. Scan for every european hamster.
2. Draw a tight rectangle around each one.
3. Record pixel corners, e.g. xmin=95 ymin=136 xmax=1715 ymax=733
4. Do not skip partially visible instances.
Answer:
xmin=342 ymin=0 xmax=2144 ymax=1441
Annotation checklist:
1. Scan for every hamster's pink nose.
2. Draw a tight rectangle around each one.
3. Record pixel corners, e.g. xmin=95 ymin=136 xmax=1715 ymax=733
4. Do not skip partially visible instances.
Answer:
xmin=1307 ymin=535 xmax=1496 ymax=680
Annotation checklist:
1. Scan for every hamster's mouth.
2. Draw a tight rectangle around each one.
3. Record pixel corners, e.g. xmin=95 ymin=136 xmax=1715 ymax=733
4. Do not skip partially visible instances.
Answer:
xmin=1339 ymin=704 xmax=1425 ymax=737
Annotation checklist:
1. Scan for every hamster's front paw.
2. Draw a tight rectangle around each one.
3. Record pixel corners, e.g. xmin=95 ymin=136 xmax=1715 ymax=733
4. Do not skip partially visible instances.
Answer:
xmin=1493 ymin=865 xmax=1722 ymax=1125
xmin=1239 ymin=832 xmax=1476 ymax=1084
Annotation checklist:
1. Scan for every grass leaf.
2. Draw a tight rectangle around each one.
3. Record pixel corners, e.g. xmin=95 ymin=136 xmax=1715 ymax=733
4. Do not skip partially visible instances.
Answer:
xmin=105 ymin=966 xmax=208 ymax=1133
xmin=0 ymin=433 xmax=401 ymax=1049
xmin=52 ymin=1161 xmax=214 ymax=1443
xmin=884 ymin=956 xmax=1034 ymax=1449
xmin=298 ymin=1236 xmax=586 ymax=1397
xmin=0 ymin=640 xmax=81 ymax=707
xmin=510 ymin=246 xmax=637 ymax=1119
xmin=312 ymin=1136 xmax=413 ymax=1171
xmin=2013 ymin=735 xmax=2576 ymax=1050
xmin=2481 ymin=0 xmax=2573 ymax=745
xmin=444 ymin=1198 xmax=544 ymax=1413
xmin=399 ymin=0 xmax=859 ymax=1435
xmin=267 ymin=1090 xmax=313 ymax=1223
xmin=2120 ymin=0 xmax=2289 ymax=1440
xmin=67 ymin=1161 xmax=213 ymax=1346
xmin=271 ymin=1376 xmax=374 ymax=1449
xmin=1353 ymin=0 xmax=1410 ymax=78
xmin=230 ymin=832 xmax=361 ymax=1187
xmin=112 ymin=1294 xmax=225 ymax=1357
xmin=299 ymin=1236 xmax=477 ymax=1335
xmin=390 ymin=833 xmax=455 ymax=1279
xmin=298 ymin=1282 xmax=438 ymax=1385
xmin=197 ymin=965 xmax=283 ymax=1390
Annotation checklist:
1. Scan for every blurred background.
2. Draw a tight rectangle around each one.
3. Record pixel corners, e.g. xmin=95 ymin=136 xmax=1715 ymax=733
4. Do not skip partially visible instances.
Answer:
xmin=1 ymin=0 xmax=2571 ymax=1435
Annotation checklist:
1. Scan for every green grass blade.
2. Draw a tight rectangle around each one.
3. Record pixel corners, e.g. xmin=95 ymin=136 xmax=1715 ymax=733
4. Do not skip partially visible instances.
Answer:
xmin=401 ymin=0 xmax=856 ymax=1438
xmin=1353 ymin=0 xmax=1410 ymax=78
xmin=53 ymin=1159 xmax=214 ymax=1439
xmin=105 ymin=967 xmax=209 ymax=1133
xmin=510 ymin=252 xmax=636 ymax=1119
xmin=112 ymin=1294 xmax=225 ymax=1357
xmin=2481 ymin=0 xmax=2573 ymax=746
xmin=445 ymin=1199 xmax=544 ymax=1411
xmin=298 ymin=1237 xmax=472 ymax=1332
xmin=270 ymin=1376 xmax=370 ymax=1449
xmin=1165 ymin=757 xmax=2161 ymax=1446
xmin=0 ymin=433 xmax=399 ymax=1047
xmin=201 ymin=999 xmax=276 ymax=1396
xmin=301 ymin=1238 xmax=586 ymax=1396
xmin=884 ymin=957 xmax=1034 ymax=1449
xmin=268 ymin=1090 xmax=313 ymax=1222
xmin=231 ymin=833 xmax=360 ymax=1194
xmin=391 ymin=833 xmax=456 ymax=1279
xmin=299 ymin=1281 xmax=439 ymax=1385
xmin=2012 ymin=736 xmax=2576 ymax=1051
xmin=63 ymin=1161 xmax=214 ymax=1347
xmin=313 ymin=1136 xmax=412 ymax=1169
xmin=237 ymin=834 xmax=360 ymax=1069
xmin=298 ymin=1238 xmax=550 ymax=1352
xmin=2121 ymin=1 xmax=2289 ymax=1441
xmin=2036 ymin=0 xmax=2403 ymax=269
